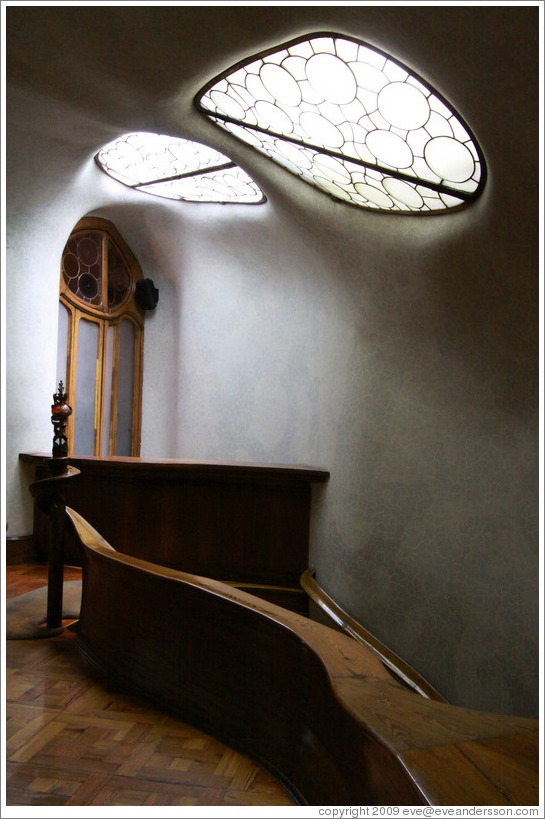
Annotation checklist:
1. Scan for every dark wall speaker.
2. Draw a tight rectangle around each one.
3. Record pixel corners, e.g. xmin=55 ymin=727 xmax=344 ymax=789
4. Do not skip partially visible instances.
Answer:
xmin=135 ymin=278 xmax=159 ymax=310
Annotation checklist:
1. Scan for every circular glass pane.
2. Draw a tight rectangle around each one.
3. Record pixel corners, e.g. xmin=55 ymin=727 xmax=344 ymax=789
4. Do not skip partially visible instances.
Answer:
xmin=255 ymin=100 xmax=294 ymax=133
xmin=79 ymin=272 xmax=99 ymax=300
xmin=313 ymin=154 xmax=351 ymax=184
xmin=354 ymin=182 xmax=393 ymax=208
xmin=306 ymin=53 xmax=357 ymax=104
xmin=260 ymin=63 xmax=302 ymax=106
xmin=314 ymin=176 xmax=354 ymax=201
xmin=63 ymin=252 xmax=79 ymax=279
xmin=278 ymin=142 xmax=314 ymax=170
xmin=378 ymin=82 xmax=430 ymax=130
xmin=425 ymin=136 xmax=475 ymax=182
xmin=351 ymin=62 xmax=388 ymax=93
xmin=383 ymin=177 xmax=424 ymax=208
xmin=210 ymin=90 xmax=246 ymax=119
xmin=300 ymin=112 xmax=345 ymax=148
xmin=366 ymin=129 xmax=414 ymax=168
xmin=78 ymin=236 xmax=100 ymax=266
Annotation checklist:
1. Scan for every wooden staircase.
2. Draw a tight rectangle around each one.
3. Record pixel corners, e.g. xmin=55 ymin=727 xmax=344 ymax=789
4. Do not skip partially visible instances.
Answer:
xmin=20 ymin=452 xmax=539 ymax=806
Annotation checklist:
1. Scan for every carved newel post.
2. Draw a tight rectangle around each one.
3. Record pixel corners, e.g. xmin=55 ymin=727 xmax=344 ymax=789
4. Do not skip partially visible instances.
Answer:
xmin=51 ymin=381 xmax=72 ymax=458
xmin=29 ymin=382 xmax=80 ymax=634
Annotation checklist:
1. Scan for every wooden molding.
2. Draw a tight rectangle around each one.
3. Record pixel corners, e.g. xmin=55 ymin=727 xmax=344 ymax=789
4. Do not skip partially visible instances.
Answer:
xmin=6 ymin=535 xmax=39 ymax=565
xmin=20 ymin=452 xmax=330 ymax=483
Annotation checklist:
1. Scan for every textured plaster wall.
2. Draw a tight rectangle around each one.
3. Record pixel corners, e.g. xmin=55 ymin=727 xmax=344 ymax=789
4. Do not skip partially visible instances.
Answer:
xmin=132 ymin=184 xmax=538 ymax=718
xmin=6 ymin=6 xmax=539 ymax=718
xmin=5 ymin=91 xmax=119 ymax=533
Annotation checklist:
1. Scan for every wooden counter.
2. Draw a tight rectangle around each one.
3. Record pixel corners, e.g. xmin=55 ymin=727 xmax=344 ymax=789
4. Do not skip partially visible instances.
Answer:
xmin=20 ymin=453 xmax=329 ymax=594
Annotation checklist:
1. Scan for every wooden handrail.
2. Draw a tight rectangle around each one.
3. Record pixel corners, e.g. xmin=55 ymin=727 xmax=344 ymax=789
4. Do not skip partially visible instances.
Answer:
xmin=300 ymin=569 xmax=446 ymax=702
xmin=66 ymin=507 xmax=538 ymax=806
xmin=20 ymin=452 xmax=330 ymax=484
xmin=29 ymin=464 xmax=81 ymax=499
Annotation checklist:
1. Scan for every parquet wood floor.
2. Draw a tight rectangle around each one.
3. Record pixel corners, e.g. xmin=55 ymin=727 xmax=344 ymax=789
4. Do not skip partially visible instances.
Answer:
xmin=4 ymin=563 xmax=295 ymax=807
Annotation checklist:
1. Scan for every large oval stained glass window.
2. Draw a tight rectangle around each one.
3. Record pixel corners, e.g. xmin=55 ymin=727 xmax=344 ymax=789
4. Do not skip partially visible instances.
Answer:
xmin=195 ymin=33 xmax=486 ymax=213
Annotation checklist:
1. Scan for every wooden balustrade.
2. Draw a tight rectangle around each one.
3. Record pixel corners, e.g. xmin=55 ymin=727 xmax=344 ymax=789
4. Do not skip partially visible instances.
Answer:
xmin=301 ymin=569 xmax=446 ymax=702
xmin=67 ymin=507 xmax=539 ymax=807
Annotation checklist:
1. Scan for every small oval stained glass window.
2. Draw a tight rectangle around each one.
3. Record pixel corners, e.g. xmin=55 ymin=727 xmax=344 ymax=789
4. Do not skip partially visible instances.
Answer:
xmin=195 ymin=33 xmax=487 ymax=213
xmin=95 ymin=132 xmax=266 ymax=204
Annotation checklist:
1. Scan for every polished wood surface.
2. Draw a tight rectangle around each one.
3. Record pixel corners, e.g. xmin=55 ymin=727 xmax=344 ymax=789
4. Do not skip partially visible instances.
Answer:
xmin=226 ymin=582 xmax=309 ymax=614
xmin=21 ymin=453 xmax=329 ymax=590
xmin=301 ymin=569 xmax=446 ymax=702
xmin=5 ymin=565 xmax=293 ymax=807
xmin=20 ymin=452 xmax=330 ymax=481
xmin=66 ymin=507 xmax=539 ymax=806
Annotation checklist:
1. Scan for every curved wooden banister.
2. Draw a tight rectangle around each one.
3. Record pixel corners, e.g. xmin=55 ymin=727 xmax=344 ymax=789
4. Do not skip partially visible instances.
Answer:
xmin=29 ymin=463 xmax=81 ymax=502
xmin=66 ymin=507 xmax=538 ymax=806
xmin=301 ymin=569 xmax=446 ymax=702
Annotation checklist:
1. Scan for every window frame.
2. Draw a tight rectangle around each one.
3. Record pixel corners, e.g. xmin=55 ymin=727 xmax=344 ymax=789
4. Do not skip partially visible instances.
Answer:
xmin=59 ymin=216 xmax=144 ymax=457
xmin=194 ymin=30 xmax=487 ymax=214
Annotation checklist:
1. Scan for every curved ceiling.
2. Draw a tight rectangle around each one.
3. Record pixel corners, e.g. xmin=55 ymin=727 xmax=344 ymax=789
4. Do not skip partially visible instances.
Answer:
xmin=7 ymin=6 xmax=487 ymax=136
xmin=6 ymin=5 xmax=535 ymax=218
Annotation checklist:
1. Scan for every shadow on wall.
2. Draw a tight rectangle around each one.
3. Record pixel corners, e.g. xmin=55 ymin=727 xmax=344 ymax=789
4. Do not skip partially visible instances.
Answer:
xmin=424 ymin=228 xmax=538 ymax=421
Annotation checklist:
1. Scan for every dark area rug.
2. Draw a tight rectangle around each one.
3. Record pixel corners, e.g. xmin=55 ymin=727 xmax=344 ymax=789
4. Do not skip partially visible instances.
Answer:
xmin=6 ymin=581 xmax=82 ymax=639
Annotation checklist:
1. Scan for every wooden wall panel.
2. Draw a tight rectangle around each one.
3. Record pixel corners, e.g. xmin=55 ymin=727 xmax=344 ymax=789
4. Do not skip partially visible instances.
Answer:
xmin=21 ymin=454 xmax=328 ymax=587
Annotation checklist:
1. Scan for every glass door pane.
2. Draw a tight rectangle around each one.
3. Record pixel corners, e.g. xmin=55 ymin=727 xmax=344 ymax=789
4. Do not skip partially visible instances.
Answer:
xmin=56 ymin=302 xmax=70 ymax=389
xmin=102 ymin=323 xmax=115 ymax=456
xmin=73 ymin=317 xmax=99 ymax=454
xmin=116 ymin=319 xmax=135 ymax=456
